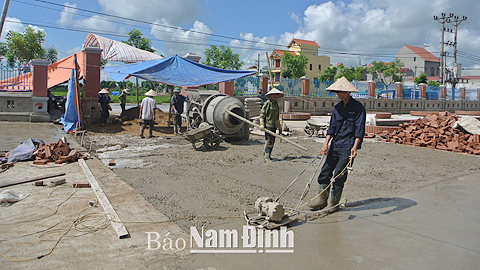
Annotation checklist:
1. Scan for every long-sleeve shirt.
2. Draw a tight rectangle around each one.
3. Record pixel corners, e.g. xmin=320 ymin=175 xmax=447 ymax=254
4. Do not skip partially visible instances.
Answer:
xmin=171 ymin=95 xmax=188 ymax=114
xmin=260 ymin=99 xmax=280 ymax=129
xmin=326 ymin=97 xmax=366 ymax=150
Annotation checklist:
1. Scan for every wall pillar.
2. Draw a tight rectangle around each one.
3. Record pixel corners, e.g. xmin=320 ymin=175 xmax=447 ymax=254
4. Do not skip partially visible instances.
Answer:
xmin=30 ymin=59 xmax=49 ymax=97
xmin=477 ymin=88 xmax=480 ymax=101
xmin=395 ymin=82 xmax=403 ymax=99
xmin=460 ymin=86 xmax=466 ymax=100
xmin=219 ymin=80 xmax=234 ymax=96
xmin=368 ymin=81 xmax=376 ymax=98
xmin=259 ymin=73 xmax=269 ymax=93
xmin=440 ymin=85 xmax=446 ymax=99
xmin=30 ymin=59 xmax=50 ymax=122
xmin=419 ymin=83 xmax=427 ymax=99
xmin=182 ymin=53 xmax=201 ymax=95
xmin=82 ymin=46 xmax=103 ymax=123
xmin=301 ymin=76 xmax=310 ymax=96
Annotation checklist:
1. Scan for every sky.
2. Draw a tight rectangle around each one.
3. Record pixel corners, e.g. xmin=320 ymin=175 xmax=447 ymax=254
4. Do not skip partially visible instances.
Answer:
xmin=2 ymin=0 xmax=480 ymax=71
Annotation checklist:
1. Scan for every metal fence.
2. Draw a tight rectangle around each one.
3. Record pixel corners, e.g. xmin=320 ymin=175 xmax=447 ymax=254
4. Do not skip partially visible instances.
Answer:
xmin=0 ymin=64 xmax=32 ymax=92
xmin=233 ymin=76 xmax=478 ymax=101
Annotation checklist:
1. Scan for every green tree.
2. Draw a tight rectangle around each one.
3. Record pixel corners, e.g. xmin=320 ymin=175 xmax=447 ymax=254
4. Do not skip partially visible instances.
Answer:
xmin=413 ymin=72 xmax=428 ymax=85
xmin=203 ymin=45 xmax=243 ymax=70
xmin=428 ymin=80 xmax=440 ymax=87
xmin=0 ymin=26 xmax=58 ymax=66
xmin=123 ymin=29 xmax=155 ymax=53
xmin=280 ymin=51 xmax=309 ymax=79
xmin=317 ymin=66 xmax=338 ymax=82
xmin=368 ymin=58 xmax=405 ymax=84
xmin=337 ymin=65 xmax=364 ymax=81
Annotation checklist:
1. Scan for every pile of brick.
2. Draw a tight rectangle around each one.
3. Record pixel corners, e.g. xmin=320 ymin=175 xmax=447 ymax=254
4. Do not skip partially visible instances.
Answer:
xmin=32 ymin=140 xmax=86 ymax=165
xmin=380 ymin=111 xmax=480 ymax=155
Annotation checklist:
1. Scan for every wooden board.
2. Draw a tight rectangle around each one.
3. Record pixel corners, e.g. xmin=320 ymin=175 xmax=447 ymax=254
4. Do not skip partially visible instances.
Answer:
xmin=78 ymin=159 xmax=130 ymax=239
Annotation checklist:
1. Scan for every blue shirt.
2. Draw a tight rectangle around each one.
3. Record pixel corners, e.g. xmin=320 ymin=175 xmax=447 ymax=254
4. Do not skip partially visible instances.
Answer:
xmin=171 ymin=94 xmax=188 ymax=114
xmin=98 ymin=95 xmax=110 ymax=112
xmin=327 ymin=97 xmax=366 ymax=150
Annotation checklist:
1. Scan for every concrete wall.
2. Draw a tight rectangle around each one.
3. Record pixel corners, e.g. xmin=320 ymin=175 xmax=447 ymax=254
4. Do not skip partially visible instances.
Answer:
xmin=0 ymin=92 xmax=33 ymax=121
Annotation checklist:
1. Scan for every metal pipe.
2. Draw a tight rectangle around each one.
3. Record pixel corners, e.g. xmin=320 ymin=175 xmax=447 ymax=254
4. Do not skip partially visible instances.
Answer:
xmin=226 ymin=110 xmax=308 ymax=151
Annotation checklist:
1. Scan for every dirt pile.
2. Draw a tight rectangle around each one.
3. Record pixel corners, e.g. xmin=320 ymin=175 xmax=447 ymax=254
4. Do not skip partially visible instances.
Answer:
xmin=381 ymin=111 xmax=480 ymax=155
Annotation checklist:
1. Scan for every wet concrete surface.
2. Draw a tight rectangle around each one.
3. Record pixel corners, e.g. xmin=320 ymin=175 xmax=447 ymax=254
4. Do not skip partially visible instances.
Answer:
xmin=1 ymin=121 xmax=480 ymax=269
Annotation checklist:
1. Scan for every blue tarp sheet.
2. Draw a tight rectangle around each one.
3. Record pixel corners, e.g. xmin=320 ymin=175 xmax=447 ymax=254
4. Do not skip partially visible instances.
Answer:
xmin=102 ymin=55 xmax=256 ymax=87
xmin=59 ymin=66 xmax=79 ymax=133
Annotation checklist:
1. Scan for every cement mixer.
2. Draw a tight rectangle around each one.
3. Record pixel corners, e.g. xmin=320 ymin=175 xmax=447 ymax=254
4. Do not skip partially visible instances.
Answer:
xmin=185 ymin=90 xmax=249 ymax=141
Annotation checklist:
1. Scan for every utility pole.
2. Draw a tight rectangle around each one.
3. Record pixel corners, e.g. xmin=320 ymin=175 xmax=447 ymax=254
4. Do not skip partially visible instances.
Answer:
xmin=434 ymin=13 xmax=453 ymax=85
xmin=0 ymin=0 xmax=11 ymax=38
xmin=447 ymin=15 xmax=467 ymax=80
xmin=257 ymin=54 xmax=260 ymax=74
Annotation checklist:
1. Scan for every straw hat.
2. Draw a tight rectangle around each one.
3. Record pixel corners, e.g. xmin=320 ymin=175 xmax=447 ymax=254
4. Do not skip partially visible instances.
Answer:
xmin=266 ymin=88 xmax=284 ymax=98
xmin=98 ymin=88 xmax=110 ymax=94
xmin=325 ymin=77 xmax=359 ymax=92
xmin=122 ymin=89 xmax=130 ymax=94
xmin=145 ymin=89 xmax=157 ymax=96
xmin=173 ymin=87 xmax=182 ymax=93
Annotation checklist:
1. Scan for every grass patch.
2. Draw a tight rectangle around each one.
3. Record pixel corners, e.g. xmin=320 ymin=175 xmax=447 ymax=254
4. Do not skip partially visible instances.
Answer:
xmin=50 ymin=89 xmax=171 ymax=104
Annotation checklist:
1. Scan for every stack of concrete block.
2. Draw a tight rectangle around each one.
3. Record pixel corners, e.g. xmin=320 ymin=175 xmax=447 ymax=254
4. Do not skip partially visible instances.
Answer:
xmin=32 ymin=140 xmax=86 ymax=164
xmin=380 ymin=111 xmax=480 ymax=155
xmin=244 ymin=98 xmax=262 ymax=118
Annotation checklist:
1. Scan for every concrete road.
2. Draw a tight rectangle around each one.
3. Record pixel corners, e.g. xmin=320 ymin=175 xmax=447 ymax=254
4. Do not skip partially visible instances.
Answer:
xmin=1 ymin=121 xmax=479 ymax=269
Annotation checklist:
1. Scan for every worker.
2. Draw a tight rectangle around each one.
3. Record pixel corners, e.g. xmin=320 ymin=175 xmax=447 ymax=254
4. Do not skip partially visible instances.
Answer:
xmin=307 ymin=77 xmax=366 ymax=213
xmin=139 ymin=89 xmax=158 ymax=138
xmin=257 ymin=88 xmax=267 ymax=106
xmin=118 ymin=89 xmax=129 ymax=116
xmin=98 ymin=88 xmax=112 ymax=126
xmin=171 ymin=87 xmax=188 ymax=135
xmin=259 ymin=88 xmax=284 ymax=162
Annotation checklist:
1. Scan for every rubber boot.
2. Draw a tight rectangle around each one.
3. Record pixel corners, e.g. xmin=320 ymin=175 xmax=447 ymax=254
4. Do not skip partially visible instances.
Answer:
xmin=326 ymin=188 xmax=343 ymax=214
xmin=307 ymin=184 xmax=329 ymax=210
xmin=264 ymin=148 xmax=272 ymax=162
xmin=173 ymin=125 xmax=178 ymax=135
xmin=177 ymin=125 xmax=183 ymax=135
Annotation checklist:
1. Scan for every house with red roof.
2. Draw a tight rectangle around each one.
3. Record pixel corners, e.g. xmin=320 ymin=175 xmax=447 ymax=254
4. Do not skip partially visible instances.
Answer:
xmin=269 ymin=38 xmax=330 ymax=82
xmin=395 ymin=45 xmax=440 ymax=78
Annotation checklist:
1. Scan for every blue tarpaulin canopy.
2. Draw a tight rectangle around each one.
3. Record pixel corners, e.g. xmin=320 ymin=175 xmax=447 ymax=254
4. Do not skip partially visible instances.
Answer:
xmin=102 ymin=55 xmax=256 ymax=87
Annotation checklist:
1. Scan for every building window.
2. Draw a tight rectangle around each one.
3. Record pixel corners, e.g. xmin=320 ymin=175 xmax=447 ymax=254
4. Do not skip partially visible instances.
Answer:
xmin=318 ymin=65 xmax=321 ymax=71
xmin=430 ymin=67 xmax=434 ymax=76
xmin=414 ymin=57 xmax=416 ymax=61
xmin=310 ymin=64 xmax=312 ymax=70
xmin=275 ymin=59 xmax=281 ymax=68
xmin=313 ymin=51 xmax=316 ymax=57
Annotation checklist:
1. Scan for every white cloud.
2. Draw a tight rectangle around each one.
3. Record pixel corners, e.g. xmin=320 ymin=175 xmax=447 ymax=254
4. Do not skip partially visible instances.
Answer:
xmin=1 ymin=17 xmax=25 ymax=41
xmin=57 ymin=2 xmax=77 ymax=26
xmin=150 ymin=19 xmax=212 ymax=57
xmin=98 ymin=0 xmax=200 ymax=26
xmin=274 ymin=0 xmax=480 ymax=68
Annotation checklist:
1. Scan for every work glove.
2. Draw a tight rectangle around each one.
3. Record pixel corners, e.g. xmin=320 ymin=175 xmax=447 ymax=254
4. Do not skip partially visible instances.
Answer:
xmin=259 ymin=118 xmax=265 ymax=131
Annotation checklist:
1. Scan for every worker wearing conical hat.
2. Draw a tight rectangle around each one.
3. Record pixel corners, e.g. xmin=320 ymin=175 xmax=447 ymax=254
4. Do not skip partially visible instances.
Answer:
xmin=307 ymin=77 xmax=366 ymax=213
xmin=139 ymin=89 xmax=158 ymax=138
xmin=259 ymin=88 xmax=284 ymax=162
xmin=98 ymin=88 xmax=112 ymax=126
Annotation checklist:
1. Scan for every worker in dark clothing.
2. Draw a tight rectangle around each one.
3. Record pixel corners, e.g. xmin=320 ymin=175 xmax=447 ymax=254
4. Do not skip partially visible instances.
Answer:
xmin=259 ymin=88 xmax=284 ymax=162
xmin=257 ymin=88 xmax=267 ymax=106
xmin=171 ymin=87 xmax=189 ymax=135
xmin=118 ymin=89 xmax=129 ymax=116
xmin=98 ymin=88 xmax=112 ymax=126
xmin=307 ymin=77 xmax=366 ymax=213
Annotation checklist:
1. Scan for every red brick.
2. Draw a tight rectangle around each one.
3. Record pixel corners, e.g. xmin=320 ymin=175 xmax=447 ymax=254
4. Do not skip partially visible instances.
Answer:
xmin=73 ymin=182 xmax=91 ymax=188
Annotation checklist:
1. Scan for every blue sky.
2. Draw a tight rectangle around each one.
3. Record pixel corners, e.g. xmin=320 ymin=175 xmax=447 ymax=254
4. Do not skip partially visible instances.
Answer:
xmin=2 ymin=0 xmax=480 ymax=70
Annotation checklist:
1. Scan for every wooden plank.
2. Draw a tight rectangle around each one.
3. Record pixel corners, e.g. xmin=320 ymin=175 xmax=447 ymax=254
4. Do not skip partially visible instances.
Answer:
xmin=78 ymin=159 xmax=130 ymax=239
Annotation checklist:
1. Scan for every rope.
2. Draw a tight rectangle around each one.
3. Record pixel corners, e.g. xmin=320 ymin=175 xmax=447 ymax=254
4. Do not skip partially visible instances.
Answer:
xmin=275 ymin=154 xmax=322 ymax=202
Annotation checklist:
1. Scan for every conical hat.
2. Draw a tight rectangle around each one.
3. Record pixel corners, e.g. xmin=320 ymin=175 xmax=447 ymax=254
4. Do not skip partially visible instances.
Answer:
xmin=266 ymin=88 xmax=284 ymax=98
xmin=98 ymin=88 xmax=110 ymax=94
xmin=326 ymin=77 xmax=359 ymax=92
xmin=173 ymin=87 xmax=182 ymax=93
xmin=145 ymin=89 xmax=157 ymax=96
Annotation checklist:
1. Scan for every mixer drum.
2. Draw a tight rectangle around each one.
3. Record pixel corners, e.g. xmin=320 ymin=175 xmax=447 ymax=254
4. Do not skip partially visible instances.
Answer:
xmin=203 ymin=94 xmax=246 ymax=135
